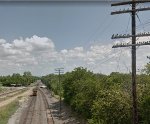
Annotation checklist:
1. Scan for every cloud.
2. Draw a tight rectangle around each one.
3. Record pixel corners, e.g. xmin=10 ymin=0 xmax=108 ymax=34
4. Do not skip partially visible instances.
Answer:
xmin=25 ymin=35 xmax=55 ymax=52
xmin=0 ymin=35 xmax=55 ymax=68
xmin=0 ymin=35 xmax=149 ymax=75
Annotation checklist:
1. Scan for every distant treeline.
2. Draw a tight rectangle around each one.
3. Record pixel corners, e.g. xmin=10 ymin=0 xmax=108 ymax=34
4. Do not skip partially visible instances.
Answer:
xmin=42 ymin=64 xmax=150 ymax=124
xmin=0 ymin=71 xmax=38 ymax=86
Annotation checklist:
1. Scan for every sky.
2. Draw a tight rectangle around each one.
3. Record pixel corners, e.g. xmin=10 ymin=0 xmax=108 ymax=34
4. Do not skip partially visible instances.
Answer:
xmin=0 ymin=1 xmax=150 ymax=76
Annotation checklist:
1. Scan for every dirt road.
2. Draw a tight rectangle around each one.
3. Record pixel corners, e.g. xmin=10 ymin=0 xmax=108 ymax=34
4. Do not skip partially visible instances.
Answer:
xmin=0 ymin=87 xmax=32 ymax=108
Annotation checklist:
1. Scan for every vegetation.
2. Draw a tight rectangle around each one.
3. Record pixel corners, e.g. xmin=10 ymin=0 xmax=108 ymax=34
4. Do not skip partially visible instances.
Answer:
xmin=0 ymin=71 xmax=38 ymax=86
xmin=41 ymin=64 xmax=150 ymax=124
xmin=0 ymin=71 xmax=36 ymax=123
xmin=0 ymin=100 xmax=19 ymax=124
xmin=41 ymin=74 xmax=60 ymax=95
xmin=41 ymin=73 xmax=65 ymax=97
xmin=0 ymin=83 xmax=2 ymax=92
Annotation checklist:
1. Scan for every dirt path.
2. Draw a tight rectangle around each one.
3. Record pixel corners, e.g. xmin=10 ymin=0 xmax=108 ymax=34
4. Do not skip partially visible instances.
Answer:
xmin=0 ymin=87 xmax=33 ymax=108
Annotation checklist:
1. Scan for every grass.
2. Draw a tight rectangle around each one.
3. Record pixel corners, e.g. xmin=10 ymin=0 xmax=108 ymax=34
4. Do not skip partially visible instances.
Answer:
xmin=0 ymin=100 xmax=19 ymax=124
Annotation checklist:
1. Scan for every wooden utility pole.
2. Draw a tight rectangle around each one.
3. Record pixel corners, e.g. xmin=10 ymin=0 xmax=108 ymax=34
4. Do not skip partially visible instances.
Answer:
xmin=111 ymin=1 xmax=150 ymax=124
xmin=55 ymin=68 xmax=64 ymax=117
xmin=131 ymin=0 xmax=138 ymax=123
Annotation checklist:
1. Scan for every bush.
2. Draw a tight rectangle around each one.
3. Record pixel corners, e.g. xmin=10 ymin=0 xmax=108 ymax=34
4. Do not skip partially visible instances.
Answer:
xmin=89 ymin=89 xmax=131 ymax=124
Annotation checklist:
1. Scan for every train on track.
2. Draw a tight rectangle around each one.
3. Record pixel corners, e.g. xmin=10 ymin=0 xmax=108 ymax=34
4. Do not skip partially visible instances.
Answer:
xmin=32 ymin=88 xmax=37 ymax=96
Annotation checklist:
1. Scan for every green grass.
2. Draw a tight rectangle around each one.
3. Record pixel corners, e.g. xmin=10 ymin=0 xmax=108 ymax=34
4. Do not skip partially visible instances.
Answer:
xmin=0 ymin=100 xmax=19 ymax=124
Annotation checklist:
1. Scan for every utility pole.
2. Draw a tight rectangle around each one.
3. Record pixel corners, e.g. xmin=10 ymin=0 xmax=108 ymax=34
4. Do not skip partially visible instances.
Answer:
xmin=111 ymin=1 xmax=150 ymax=124
xmin=132 ymin=0 xmax=137 ymax=123
xmin=55 ymin=68 xmax=64 ymax=118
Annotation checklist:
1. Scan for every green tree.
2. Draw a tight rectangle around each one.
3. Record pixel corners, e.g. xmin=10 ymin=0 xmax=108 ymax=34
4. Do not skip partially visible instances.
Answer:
xmin=142 ymin=63 xmax=150 ymax=75
xmin=23 ymin=71 xmax=32 ymax=77
xmin=89 ymin=88 xmax=131 ymax=124
xmin=63 ymin=67 xmax=100 ymax=118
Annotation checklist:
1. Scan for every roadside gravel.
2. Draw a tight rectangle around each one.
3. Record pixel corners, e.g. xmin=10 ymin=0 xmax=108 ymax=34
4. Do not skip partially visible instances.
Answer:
xmin=41 ymin=88 xmax=86 ymax=124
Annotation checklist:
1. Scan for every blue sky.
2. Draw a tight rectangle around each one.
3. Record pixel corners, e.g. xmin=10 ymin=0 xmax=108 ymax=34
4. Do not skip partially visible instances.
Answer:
xmin=0 ymin=1 xmax=149 ymax=75
xmin=0 ymin=2 xmax=128 ymax=49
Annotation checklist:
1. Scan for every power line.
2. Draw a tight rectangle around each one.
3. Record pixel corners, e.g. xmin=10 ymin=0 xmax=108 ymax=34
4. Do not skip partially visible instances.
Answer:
xmin=125 ymin=15 xmax=131 ymax=34
xmin=84 ymin=14 xmax=110 ymax=47
xmin=116 ymin=49 xmax=123 ymax=72
xmin=136 ymin=14 xmax=150 ymax=41
xmin=115 ymin=14 xmax=150 ymax=33
xmin=84 ymin=15 xmax=118 ymax=50
xmin=96 ymin=49 xmax=123 ymax=66
xmin=86 ymin=48 xmax=119 ymax=71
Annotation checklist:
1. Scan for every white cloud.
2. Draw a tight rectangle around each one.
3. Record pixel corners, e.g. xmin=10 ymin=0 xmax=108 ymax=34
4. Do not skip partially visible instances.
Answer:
xmin=0 ymin=35 xmax=55 ymax=70
xmin=0 ymin=39 xmax=6 ymax=44
xmin=25 ymin=35 xmax=55 ymax=51
xmin=0 ymin=35 xmax=149 ymax=75
xmin=61 ymin=49 xmax=68 ymax=54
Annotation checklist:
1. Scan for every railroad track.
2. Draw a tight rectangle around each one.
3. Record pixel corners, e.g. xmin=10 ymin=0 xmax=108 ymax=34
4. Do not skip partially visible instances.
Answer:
xmin=22 ymin=96 xmax=36 ymax=124
xmin=20 ymin=87 xmax=54 ymax=124
xmin=0 ymin=88 xmax=27 ymax=101
xmin=0 ymin=87 xmax=27 ymax=97
xmin=38 ymin=87 xmax=55 ymax=124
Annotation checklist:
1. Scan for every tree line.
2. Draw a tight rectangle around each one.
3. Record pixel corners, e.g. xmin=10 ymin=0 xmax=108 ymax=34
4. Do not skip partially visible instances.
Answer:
xmin=0 ymin=71 xmax=38 ymax=86
xmin=41 ymin=64 xmax=150 ymax=124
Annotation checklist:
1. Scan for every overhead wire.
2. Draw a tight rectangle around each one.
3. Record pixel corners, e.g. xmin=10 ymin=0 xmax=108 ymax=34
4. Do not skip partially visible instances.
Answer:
xmin=83 ymin=14 xmax=110 ymax=48
xmin=83 ymin=2 xmax=122 ymax=50
xmin=70 ymin=3 xmax=150 ymax=74
xmin=111 ymin=10 xmax=133 ymax=73
xmin=80 ymin=9 xmax=121 ymax=73
xmin=108 ymin=3 xmax=150 ymax=74
xmin=93 ymin=14 xmax=132 ymax=72
xmin=90 ymin=48 xmax=123 ymax=71
xmin=125 ymin=14 xmax=131 ymax=34
xmin=84 ymin=15 xmax=118 ymax=50
xmin=115 ymin=49 xmax=123 ymax=72
xmin=136 ymin=13 xmax=150 ymax=40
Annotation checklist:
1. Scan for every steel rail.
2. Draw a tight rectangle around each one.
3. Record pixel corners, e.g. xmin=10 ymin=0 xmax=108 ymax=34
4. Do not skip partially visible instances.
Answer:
xmin=22 ymin=96 xmax=36 ymax=124
xmin=0 ymin=87 xmax=27 ymax=97
xmin=38 ymin=88 xmax=55 ymax=124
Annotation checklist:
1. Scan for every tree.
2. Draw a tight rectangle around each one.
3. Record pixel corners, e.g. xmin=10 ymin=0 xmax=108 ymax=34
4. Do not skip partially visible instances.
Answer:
xmin=142 ymin=63 xmax=150 ymax=75
xmin=23 ymin=71 xmax=32 ymax=77
xmin=89 ymin=89 xmax=131 ymax=124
